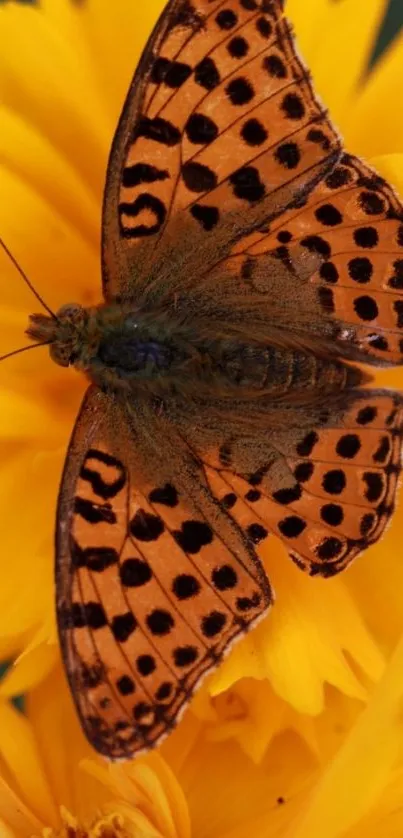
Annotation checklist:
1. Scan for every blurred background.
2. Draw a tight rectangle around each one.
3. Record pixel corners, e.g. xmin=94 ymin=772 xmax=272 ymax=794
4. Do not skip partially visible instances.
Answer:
xmin=16 ymin=0 xmax=403 ymax=64
xmin=14 ymin=0 xmax=403 ymax=66
xmin=373 ymin=0 xmax=403 ymax=64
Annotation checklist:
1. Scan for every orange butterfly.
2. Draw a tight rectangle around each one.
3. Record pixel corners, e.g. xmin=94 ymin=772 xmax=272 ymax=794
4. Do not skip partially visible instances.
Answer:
xmin=25 ymin=0 xmax=403 ymax=759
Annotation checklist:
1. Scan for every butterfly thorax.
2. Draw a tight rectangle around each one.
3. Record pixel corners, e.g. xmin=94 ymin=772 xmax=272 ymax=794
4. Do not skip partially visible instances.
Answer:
xmin=27 ymin=302 xmax=212 ymax=396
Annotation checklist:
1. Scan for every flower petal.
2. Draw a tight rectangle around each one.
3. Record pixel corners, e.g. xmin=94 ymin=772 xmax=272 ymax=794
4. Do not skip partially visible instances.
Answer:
xmin=69 ymin=0 xmax=166 ymax=124
xmin=0 ymin=388 xmax=61 ymax=440
xmin=287 ymin=0 xmax=386 ymax=129
xmin=0 ymin=775 xmax=43 ymax=838
xmin=343 ymin=31 xmax=403 ymax=156
xmin=0 ymin=642 xmax=58 ymax=698
xmin=0 ymin=1 xmax=109 ymax=193
xmin=0 ymin=449 xmax=60 ymax=643
xmin=210 ymin=546 xmax=384 ymax=715
xmin=0 ymin=165 xmax=99 ymax=313
xmin=0 ymin=106 xmax=99 ymax=249
xmin=290 ymin=632 xmax=403 ymax=838
xmin=0 ymin=700 xmax=57 ymax=827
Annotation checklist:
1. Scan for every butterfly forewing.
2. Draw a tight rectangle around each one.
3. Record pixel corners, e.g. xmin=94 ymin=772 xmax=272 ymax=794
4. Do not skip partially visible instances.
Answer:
xmin=57 ymin=388 xmax=272 ymax=758
xmin=216 ymin=153 xmax=403 ymax=364
xmin=102 ymin=0 xmax=341 ymax=299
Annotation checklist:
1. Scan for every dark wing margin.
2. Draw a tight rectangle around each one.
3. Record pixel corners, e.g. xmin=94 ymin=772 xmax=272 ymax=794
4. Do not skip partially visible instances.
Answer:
xmin=102 ymin=0 xmax=181 ymax=300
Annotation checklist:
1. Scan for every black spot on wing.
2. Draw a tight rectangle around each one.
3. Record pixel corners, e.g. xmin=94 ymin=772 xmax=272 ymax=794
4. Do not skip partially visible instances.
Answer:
xmin=226 ymin=77 xmax=254 ymax=105
xmin=119 ymin=193 xmax=167 ymax=238
xmin=80 ymin=450 xmax=126 ymax=500
xmin=185 ymin=113 xmax=218 ymax=144
xmin=182 ymin=161 xmax=218 ymax=192
xmin=130 ymin=509 xmax=164 ymax=542
xmin=135 ymin=116 xmax=181 ymax=146
xmin=151 ymin=57 xmax=192 ymax=88
xmin=201 ymin=611 xmax=227 ymax=637
xmin=74 ymin=496 xmax=116 ymax=525
xmin=263 ymin=54 xmax=287 ymax=78
xmin=147 ymin=608 xmax=175 ymax=636
xmin=275 ymin=141 xmax=301 ymax=169
xmin=190 ymin=204 xmax=219 ymax=230
xmin=71 ymin=541 xmax=119 ymax=572
xmin=149 ymin=483 xmax=179 ymax=507
xmin=173 ymin=520 xmax=213 ymax=554
xmin=111 ymin=612 xmax=137 ymax=642
xmin=173 ymin=645 xmax=198 ymax=667
xmin=120 ymin=558 xmax=153 ymax=587
xmin=172 ymin=573 xmax=201 ymax=600
xmin=194 ymin=57 xmax=220 ymax=90
xmin=229 ymin=166 xmax=265 ymax=202
xmin=122 ymin=163 xmax=169 ymax=188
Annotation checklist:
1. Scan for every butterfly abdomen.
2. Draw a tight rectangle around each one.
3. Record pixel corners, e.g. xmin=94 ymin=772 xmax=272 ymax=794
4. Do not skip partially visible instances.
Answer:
xmin=217 ymin=342 xmax=364 ymax=396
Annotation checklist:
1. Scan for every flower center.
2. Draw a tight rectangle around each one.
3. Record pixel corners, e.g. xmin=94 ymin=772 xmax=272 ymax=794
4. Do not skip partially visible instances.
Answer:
xmin=40 ymin=809 xmax=130 ymax=838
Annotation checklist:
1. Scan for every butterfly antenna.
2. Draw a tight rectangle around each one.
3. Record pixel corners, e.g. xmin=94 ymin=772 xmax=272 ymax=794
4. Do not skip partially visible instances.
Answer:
xmin=0 ymin=236 xmax=57 ymax=319
xmin=0 ymin=341 xmax=51 ymax=364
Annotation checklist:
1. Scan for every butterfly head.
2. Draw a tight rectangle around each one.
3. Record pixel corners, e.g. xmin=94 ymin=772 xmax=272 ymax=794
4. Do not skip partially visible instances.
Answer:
xmin=27 ymin=303 xmax=88 ymax=367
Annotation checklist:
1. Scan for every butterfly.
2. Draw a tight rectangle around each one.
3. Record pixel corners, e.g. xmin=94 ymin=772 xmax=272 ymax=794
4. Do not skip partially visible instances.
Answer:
xmin=24 ymin=0 xmax=403 ymax=760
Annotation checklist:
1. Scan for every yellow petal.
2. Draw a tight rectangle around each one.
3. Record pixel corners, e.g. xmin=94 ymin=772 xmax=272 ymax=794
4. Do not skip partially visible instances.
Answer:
xmin=287 ymin=0 xmax=386 ymax=130
xmin=0 ymin=2 xmax=109 ymax=193
xmin=290 ymin=632 xmax=403 ymax=838
xmin=371 ymin=152 xmax=403 ymax=196
xmin=0 ymin=449 xmax=60 ymax=642
xmin=0 ymin=642 xmax=57 ymax=698
xmin=210 ymin=546 xmax=384 ymax=714
xmin=70 ymin=0 xmax=166 ymax=125
xmin=0 ymin=701 xmax=57 ymax=828
xmin=0 ymin=106 xmax=99 ymax=248
xmin=0 ymin=775 xmax=43 ymax=838
xmin=343 ymin=31 xmax=403 ymax=156
xmin=0 ymin=388 xmax=61 ymax=440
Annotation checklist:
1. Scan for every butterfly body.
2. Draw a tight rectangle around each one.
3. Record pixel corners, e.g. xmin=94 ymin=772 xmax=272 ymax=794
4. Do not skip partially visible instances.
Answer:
xmin=27 ymin=296 xmax=365 ymax=408
xmin=24 ymin=0 xmax=403 ymax=759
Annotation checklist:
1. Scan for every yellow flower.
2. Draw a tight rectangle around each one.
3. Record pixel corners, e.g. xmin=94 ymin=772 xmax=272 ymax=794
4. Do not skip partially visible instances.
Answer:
xmin=0 ymin=666 xmax=190 ymax=838
xmin=2 ymin=640 xmax=403 ymax=837
xmin=1 ymin=0 xmax=403 ymax=835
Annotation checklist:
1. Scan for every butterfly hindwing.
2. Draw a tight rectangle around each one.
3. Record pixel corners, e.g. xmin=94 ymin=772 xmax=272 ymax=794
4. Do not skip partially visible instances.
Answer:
xmin=102 ymin=0 xmax=341 ymax=300
xmin=56 ymin=387 xmax=272 ymax=758
xmin=187 ymin=390 xmax=403 ymax=577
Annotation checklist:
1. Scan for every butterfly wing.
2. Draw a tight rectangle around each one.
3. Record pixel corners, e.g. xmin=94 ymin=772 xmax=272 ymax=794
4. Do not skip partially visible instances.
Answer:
xmin=178 ymin=387 xmax=403 ymax=577
xmin=102 ymin=0 xmax=341 ymax=300
xmin=56 ymin=386 xmax=272 ymax=758
xmin=202 ymin=153 xmax=403 ymax=367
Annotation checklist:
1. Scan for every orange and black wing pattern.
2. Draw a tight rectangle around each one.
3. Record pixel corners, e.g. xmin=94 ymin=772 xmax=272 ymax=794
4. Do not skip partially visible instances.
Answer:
xmin=195 ymin=390 xmax=403 ymax=578
xmin=205 ymin=153 xmax=403 ymax=366
xmin=56 ymin=388 xmax=272 ymax=758
xmin=102 ymin=0 xmax=341 ymax=299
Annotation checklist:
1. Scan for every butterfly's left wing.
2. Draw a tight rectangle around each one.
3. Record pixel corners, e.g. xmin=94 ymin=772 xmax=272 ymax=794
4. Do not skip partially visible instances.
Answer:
xmin=102 ymin=0 xmax=341 ymax=300
xmin=57 ymin=386 xmax=272 ymax=759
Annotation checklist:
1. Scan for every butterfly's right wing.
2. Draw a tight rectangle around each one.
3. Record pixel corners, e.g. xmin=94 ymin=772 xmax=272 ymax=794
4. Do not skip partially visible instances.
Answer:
xmin=102 ymin=0 xmax=341 ymax=300
xmin=178 ymin=386 xmax=403 ymax=578
xmin=56 ymin=386 xmax=272 ymax=759
xmin=200 ymin=153 xmax=403 ymax=368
